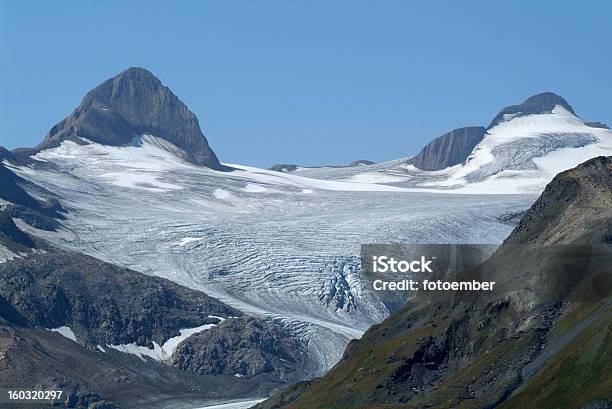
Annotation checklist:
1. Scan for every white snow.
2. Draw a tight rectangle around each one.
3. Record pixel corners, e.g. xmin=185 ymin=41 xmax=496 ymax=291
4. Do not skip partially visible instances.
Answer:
xmin=532 ymin=141 xmax=612 ymax=177
xmin=225 ymin=164 xmax=411 ymax=192
xmin=342 ymin=172 xmax=409 ymax=184
xmin=177 ymin=237 xmax=203 ymax=246
xmin=242 ymin=183 xmax=269 ymax=193
xmin=213 ymin=189 xmax=234 ymax=200
xmin=108 ymin=316 xmax=224 ymax=362
xmin=195 ymin=399 xmax=265 ymax=409
xmin=99 ymin=172 xmax=183 ymax=192
xmin=48 ymin=326 xmax=78 ymax=342
xmin=33 ymin=135 xmax=191 ymax=192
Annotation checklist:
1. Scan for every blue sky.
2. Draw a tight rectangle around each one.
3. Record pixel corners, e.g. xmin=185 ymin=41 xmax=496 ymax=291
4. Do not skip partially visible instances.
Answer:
xmin=1 ymin=1 xmax=611 ymax=167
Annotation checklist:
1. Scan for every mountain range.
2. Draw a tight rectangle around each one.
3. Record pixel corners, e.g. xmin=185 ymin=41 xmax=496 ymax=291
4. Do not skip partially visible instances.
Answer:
xmin=1 ymin=67 xmax=611 ymax=408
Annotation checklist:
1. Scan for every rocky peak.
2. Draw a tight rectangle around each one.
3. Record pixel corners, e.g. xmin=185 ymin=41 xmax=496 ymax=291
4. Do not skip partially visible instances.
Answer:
xmin=487 ymin=92 xmax=576 ymax=129
xmin=38 ymin=67 xmax=224 ymax=169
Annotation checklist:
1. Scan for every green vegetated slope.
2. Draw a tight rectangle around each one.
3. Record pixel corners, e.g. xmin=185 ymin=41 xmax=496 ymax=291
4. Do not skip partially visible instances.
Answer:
xmin=256 ymin=156 xmax=612 ymax=409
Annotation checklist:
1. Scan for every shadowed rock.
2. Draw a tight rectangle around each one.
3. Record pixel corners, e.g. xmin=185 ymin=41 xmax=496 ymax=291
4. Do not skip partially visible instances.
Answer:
xmin=410 ymin=126 xmax=485 ymax=171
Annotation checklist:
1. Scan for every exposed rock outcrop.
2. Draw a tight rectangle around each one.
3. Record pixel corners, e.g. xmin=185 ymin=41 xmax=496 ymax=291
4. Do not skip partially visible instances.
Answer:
xmin=172 ymin=316 xmax=306 ymax=383
xmin=409 ymin=126 xmax=485 ymax=171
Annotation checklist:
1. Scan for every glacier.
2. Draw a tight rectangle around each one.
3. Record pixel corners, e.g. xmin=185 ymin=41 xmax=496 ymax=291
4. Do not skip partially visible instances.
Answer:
xmin=8 ymin=135 xmax=537 ymax=375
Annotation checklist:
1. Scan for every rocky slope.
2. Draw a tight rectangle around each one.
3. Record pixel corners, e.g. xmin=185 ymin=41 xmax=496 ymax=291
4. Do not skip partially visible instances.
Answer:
xmin=35 ymin=67 xmax=224 ymax=169
xmin=256 ymin=156 xmax=612 ymax=409
xmin=0 ymin=243 xmax=241 ymax=347
xmin=172 ymin=316 xmax=307 ymax=383
xmin=0 ymin=228 xmax=271 ymax=408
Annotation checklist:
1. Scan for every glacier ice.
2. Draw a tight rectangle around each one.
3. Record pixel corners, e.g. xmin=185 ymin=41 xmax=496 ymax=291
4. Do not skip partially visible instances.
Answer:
xmin=14 ymin=136 xmax=539 ymax=374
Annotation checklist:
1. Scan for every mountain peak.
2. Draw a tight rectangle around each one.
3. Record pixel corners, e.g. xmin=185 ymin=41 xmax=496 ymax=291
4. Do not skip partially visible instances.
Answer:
xmin=487 ymin=92 xmax=576 ymax=129
xmin=38 ymin=68 xmax=224 ymax=170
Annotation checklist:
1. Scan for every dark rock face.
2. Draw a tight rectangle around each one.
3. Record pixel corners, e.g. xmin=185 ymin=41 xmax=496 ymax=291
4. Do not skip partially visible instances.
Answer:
xmin=0 ymin=247 xmax=242 ymax=347
xmin=410 ymin=126 xmax=485 ymax=171
xmin=268 ymin=164 xmax=298 ymax=172
xmin=487 ymin=92 xmax=576 ymax=129
xmin=171 ymin=316 xmax=306 ymax=382
xmin=0 ymin=163 xmax=41 ymax=210
xmin=0 ymin=212 xmax=33 ymax=248
xmin=38 ymin=67 xmax=224 ymax=169
xmin=0 ymin=162 xmax=66 ymax=230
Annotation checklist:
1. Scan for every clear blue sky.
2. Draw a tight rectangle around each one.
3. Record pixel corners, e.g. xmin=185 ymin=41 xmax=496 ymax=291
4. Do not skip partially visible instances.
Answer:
xmin=1 ymin=1 xmax=611 ymax=167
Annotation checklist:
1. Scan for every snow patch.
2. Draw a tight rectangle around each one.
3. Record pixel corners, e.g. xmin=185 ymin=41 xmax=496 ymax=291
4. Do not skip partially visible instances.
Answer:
xmin=48 ymin=326 xmax=78 ymax=342
xmin=195 ymin=399 xmax=265 ymax=409
xmin=177 ymin=237 xmax=202 ymax=246
xmin=108 ymin=316 xmax=225 ymax=362
xmin=343 ymin=172 xmax=408 ymax=184
xmin=242 ymin=183 xmax=269 ymax=193
xmin=99 ymin=172 xmax=183 ymax=192
xmin=213 ymin=189 xmax=234 ymax=200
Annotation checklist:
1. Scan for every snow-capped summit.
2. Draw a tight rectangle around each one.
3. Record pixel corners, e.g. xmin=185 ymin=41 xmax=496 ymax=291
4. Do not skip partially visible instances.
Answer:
xmin=487 ymin=92 xmax=576 ymax=129
xmin=408 ymin=93 xmax=583 ymax=173
xmin=37 ymin=67 xmax=224 ymax=170
xmin=421 ymin=100 xmax=612 ymax=193
xmin=388 ymin=92 xmax=611 ymax=193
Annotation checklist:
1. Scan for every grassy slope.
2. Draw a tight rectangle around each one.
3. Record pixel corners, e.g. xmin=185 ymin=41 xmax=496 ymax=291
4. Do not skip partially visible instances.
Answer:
xmin=499 ymin=302 xmax=612 ymax=409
